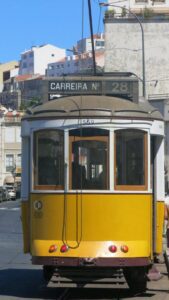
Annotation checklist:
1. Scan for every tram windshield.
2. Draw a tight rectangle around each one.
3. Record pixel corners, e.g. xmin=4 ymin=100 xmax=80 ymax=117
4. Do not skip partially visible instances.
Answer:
xmin=70 ymin=128 xmax=109 ymax=190
xmin=115 ymin=129 xmax=147 ymax=190
xmin=34 ymin=130 xmax=64 ymax=189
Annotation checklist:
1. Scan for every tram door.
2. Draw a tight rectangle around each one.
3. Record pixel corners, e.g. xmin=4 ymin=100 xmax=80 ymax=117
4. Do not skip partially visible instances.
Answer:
xmin=69 ymin=129 xmax=109 ymax=190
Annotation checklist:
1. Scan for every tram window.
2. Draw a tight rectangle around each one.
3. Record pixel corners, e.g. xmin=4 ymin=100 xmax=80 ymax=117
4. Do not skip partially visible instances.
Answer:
xmin=34 ymin=130 xmax=64 ymax=190
xmin=115 ymin=129 xmax=147 ymax=190
xmin=69 ymin=129 xmax=109 ymax=190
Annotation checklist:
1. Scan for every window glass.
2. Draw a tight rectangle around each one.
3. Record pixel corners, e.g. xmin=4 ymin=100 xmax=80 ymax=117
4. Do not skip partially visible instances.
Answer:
xmin=70 ymin=128 xmax=108 ymax=190
xmin=34 ymin=130 xmax=64 ymax=188
xmin=135 ymin=0 xmax=148 ymax=2
xmin=16 ymin=154 xmax=21 ymax=167
xmin=6 ymin=154 xmax=14 ymax=172
xmin=115 ymin=129 xmax=147 ymax=188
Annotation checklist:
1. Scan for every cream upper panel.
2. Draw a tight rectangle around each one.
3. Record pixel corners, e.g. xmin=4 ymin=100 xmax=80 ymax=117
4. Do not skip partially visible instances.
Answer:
xmin=21 ymin=118 xmax=164 ymax=137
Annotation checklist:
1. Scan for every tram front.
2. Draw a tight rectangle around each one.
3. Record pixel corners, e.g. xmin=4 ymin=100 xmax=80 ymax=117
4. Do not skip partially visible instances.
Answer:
xmin=21 ymin=77 xmax=165 ymax=293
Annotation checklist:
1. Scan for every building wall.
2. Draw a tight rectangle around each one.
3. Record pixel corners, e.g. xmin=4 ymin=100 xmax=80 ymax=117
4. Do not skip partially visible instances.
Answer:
xmin=107 ymin=0 xmax=169 ymax=14
xmin=46 ymin=50 xmax=105 ymax=77
xmin=0 ymin=61 xmax=19 ymax=92
xmin=0 ymin=91 xmax=21 ymax=110
xmin=104 ymin=19 xmax=169 ymax=98
xmin=0 ymin=117 xmax=21 ymax=186
xmin=77 ymin=34 xmax=105 ymax=53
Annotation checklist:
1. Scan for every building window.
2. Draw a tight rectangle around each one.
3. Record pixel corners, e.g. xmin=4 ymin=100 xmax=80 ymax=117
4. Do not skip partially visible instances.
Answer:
xmin=6 ymin=154 xmax=14 ymax=172
xmin=16 ymin=154 xmax=21 ymax=167
xmin=95 ymin=41 xmax=105 ymax=47
xmin=34 ymin=130 xmax=64 ymax=189
xmin=114 ymin=129 xmax=147 ymax=190
xmin=135 ymin=0 xmax=148 ymax=2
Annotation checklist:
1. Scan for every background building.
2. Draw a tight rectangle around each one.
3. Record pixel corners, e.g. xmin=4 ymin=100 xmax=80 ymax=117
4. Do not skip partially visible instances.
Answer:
xmin=19 ymin=44 xmax=66 ymax=76
xmin=46 ymin=50 xmax=104 ymax=77
xmin=46 ymin=35 xmax=105 ymax=77
xmin=76 ymin=34 xmax=105 ymax=53
xmin=0 ymin=61 xmax=19 ymax=92
xmin=104 ymin=0 xmax=169 ymax=190
xmin=0 ymin=109 xmax=22 ymax=187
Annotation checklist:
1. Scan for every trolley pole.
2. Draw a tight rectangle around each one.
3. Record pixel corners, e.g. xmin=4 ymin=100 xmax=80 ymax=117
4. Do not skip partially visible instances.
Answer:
xmin=88 ymin=0 xmax=97 ymax=76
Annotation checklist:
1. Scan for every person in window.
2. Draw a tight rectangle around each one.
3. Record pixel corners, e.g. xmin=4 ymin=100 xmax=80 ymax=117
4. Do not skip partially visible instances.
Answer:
xmin=72 ymin=162 xmax=86 ymax=189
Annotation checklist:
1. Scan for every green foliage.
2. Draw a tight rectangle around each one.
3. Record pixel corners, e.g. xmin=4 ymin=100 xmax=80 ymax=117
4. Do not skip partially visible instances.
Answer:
xmin=105 ymin=9 xmax=116 ymax=18
xmin=143 ymin=7 xmax=154 ymax=18
xmin=121 ymin=6 xmax=127 ymax=17
xmin=19 ymin=97 xmax=41 ymax=111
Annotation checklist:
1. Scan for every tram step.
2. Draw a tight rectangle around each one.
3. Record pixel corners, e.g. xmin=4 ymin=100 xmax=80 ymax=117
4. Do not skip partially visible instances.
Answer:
xmin=48 ymin=269 xmax=127 ymax=289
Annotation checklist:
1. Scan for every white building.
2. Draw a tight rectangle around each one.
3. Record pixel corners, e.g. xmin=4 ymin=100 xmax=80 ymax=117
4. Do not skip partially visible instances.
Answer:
xmin=107 ymin=0 xmax=169 ymax=15
xmin=0 ymin=109 xmax=22 ymax=186
xmin=76 ymin=34 xmax=105 ymax=54
xmin=19 ymin=44 xmax=66 ymax=76
xmin=46 ymin=35 xmax=105 ymax=77
xmin=46 ymin=50 xmax=104 ymax=77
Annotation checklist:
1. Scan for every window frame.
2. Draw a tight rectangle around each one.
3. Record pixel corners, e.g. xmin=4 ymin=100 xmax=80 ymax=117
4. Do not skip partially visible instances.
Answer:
xmin=33 ymin=129 xmax=64 ymax=191
xmin=114 ymin=129 xmax=148 ymax=191
xmin=5 ymin=154 xmax=14 ymax=172
xmin=69 ymin=135 xmax=109 ymax=190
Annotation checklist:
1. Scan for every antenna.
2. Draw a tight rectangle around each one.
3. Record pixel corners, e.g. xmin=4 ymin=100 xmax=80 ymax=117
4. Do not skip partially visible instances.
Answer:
xmin=88 ymin=0 xmax=97 ymax=76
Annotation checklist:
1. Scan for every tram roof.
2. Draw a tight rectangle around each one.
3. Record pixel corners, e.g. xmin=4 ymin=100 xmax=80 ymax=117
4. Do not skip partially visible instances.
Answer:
xmin=23 ymin=95 xmax=163 ymax=121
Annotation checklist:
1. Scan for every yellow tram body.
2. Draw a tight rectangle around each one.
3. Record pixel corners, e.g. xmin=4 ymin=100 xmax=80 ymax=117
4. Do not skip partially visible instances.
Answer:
xmin=22 ymin=194 xmax=164 ymax=258
xmin=21 ymin=76 xmax=165 ymax=293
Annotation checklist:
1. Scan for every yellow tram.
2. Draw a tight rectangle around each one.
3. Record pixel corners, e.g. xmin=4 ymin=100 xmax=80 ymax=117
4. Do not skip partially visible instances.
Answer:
xmin=21 ymin=76 xmax=165 ymax=293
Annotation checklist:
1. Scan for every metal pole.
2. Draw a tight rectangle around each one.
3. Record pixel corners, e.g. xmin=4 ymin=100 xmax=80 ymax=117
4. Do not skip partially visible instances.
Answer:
xmin=100 ymin=2 xmax=146 ymax=98
xmin=128 ymin=10 xmax=146 ymax=98
xmin=88 ymin=0 xmax=97 ymax=76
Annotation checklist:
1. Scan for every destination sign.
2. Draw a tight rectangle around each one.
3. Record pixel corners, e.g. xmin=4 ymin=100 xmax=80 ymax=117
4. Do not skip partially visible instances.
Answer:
xmin=48 ymin=78 xmax=138 ymax=102
xmin=49 ymin=80 xmax=102 ymax=94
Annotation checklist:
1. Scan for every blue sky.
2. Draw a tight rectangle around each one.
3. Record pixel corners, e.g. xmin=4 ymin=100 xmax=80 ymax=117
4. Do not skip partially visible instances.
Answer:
xmin=0 ymin=0 xmax=107 ymax=63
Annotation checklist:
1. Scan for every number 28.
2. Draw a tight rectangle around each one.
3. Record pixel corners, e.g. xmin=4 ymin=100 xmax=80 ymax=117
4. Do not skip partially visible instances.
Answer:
xmin=112 ymin=82 xmax=128 ymax=93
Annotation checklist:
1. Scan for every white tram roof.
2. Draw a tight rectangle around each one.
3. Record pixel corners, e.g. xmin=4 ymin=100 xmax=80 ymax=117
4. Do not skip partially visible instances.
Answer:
xmin=23 ymin=95 xmax=163 ymax=121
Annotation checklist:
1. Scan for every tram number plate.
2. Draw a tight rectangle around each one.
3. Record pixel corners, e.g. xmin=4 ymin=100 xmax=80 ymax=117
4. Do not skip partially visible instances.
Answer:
xmin=106 ymin=81 xmax=130 ymax=94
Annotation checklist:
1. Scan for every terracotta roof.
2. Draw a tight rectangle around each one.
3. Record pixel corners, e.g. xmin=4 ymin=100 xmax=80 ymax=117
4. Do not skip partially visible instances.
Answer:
xmin=15 ymin=74 xmax=33 ymax=81
xmin=15 ymin=74 xmax=43 ymax=82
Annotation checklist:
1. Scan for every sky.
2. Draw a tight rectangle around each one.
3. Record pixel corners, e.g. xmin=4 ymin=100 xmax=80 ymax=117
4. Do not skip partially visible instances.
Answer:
xmin=0 ymin=0 xmax=107 ymax=63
